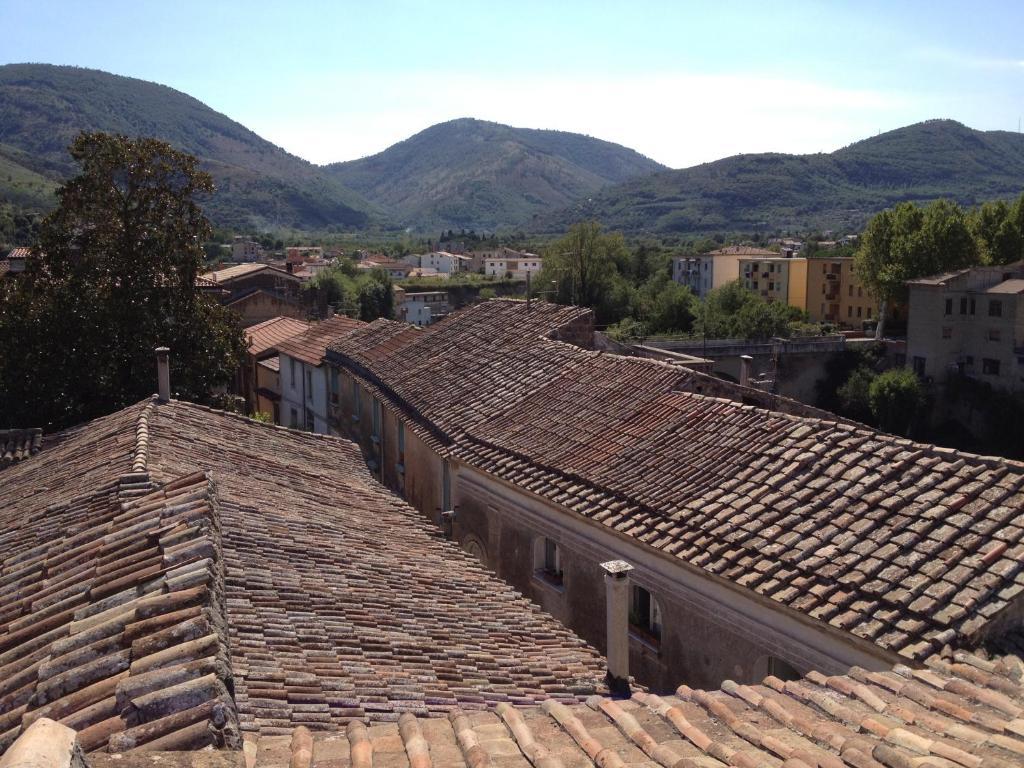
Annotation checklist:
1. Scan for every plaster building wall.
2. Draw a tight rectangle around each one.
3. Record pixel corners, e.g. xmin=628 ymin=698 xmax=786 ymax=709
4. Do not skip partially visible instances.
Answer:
xmin=805 ymin=257 xmax=877 ymax=328
xmin=279 ymin=354 xmax=330 ymax=433
xmin=907 ymin=276 xmax=1024 ymax=390
xmin=450 ymin=465 xmax=897 ymax=693
xmin=226 ymin=290 xmax=306 ymax=327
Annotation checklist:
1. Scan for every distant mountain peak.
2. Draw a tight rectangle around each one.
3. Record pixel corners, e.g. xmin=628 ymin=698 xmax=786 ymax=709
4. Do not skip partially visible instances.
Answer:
xmin=324 ymin=118 xmax=664 ymax=231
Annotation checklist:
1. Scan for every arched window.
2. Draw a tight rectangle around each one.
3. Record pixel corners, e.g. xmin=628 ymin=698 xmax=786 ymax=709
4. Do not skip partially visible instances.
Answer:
xmin=461 ymin=535 xmax=488 ymax=568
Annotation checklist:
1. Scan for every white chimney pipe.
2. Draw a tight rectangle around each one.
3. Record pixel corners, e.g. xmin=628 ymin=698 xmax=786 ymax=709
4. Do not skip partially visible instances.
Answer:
xmin=156 ymin=347 xmax=171 ymax=402
xmin=600 ymin=559 xmax=633 ymax=694
xmin=740 ymin=355 xmax=753 ymax=387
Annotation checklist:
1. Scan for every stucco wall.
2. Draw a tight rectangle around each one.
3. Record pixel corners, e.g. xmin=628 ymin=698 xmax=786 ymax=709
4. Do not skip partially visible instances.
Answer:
xmin=451 ymin=464 xmax=896 ymax=692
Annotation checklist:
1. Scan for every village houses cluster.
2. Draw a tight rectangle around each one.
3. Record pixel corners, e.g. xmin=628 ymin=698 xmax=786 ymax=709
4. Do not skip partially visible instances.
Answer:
xmin=4 ymin=238 xmax=1024 ymax=767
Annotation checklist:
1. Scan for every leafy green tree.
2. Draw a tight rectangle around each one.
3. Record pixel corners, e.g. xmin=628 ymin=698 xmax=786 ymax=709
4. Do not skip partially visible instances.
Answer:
xmin=696 ymin=281 xmax=804 ymax=340
xmin=645 ymin=279 xmax=697 ymax=335
xmin=358 ymin=270 xmax=394 ymax=321
xmin=539 ymin=221 xmax=634 ymax=324
xmin=970 ymin=194 xmax=1024 ymax=265
xmin=0 ymin=132 xmax=247 ymax=430
xmin=869 ymin=368 xmax=926 ymax=436
xmin=856 ymin=200 xmax=977 ymax=338
xmin=837 ymin=367 xmax=876 ymax=423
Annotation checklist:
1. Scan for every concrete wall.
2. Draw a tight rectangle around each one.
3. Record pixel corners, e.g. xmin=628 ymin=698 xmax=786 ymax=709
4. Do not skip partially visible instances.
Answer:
xmin=451 ymin=466 xmax=897 ymax=693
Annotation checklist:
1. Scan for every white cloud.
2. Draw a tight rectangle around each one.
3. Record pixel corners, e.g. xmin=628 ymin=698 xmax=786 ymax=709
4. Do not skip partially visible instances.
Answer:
xmin=235 ymin=70 xmax=918 ymax=169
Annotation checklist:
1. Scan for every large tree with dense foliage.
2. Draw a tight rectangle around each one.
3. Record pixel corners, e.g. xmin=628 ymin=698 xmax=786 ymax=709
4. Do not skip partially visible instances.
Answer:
xmin=969 ymin=193 xmax=1024 ymax=266
xmin=855 ymin=199 xmax=978 ymax=338
xmin=0 ymin=132 xmax=247 ymax=430
xmin=539 ymin=221 xmax=634 ymax=325
xmin=869 ymin=367 xmax=927 ymax=436
xmin=696 ymin=280 xmax=805 ymax=340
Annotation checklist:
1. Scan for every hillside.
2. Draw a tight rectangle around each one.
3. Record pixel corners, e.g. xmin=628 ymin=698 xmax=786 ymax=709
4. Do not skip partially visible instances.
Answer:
xmin=0 ymin=64 xmax=375 ymax=230
xmin=539 ymin=120 xmax=1024 ymax=235
xmin=325 ymin=118 xmax=665 ymax=231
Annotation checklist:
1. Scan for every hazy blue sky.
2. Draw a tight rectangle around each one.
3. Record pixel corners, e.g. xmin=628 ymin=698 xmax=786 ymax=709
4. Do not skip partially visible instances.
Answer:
xmin=2 ymin=1 xmax=1022 ymax=168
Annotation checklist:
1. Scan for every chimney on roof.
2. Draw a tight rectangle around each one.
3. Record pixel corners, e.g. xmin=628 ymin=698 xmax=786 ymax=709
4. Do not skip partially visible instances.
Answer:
xmin=739 ymin=355 xmax=752 ymax=387
xmin=286 ymin=262 xmax=294 ymax=274
xmin=155 ymin=347 xmax=171 ymax=402
xmin=526 ymin=269 xmax=532 ymax=312
xmin=600 ymin=559 xmax=633 ymax=695
xmin=326 ymin=304 xmax=336 ymax=319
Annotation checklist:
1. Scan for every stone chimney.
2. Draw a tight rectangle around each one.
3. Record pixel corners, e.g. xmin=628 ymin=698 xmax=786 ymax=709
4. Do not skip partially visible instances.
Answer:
xmin=326 ymin=304 xmax=336 ymax=319
xmin=156 ymin=347 xmax=171 ymax=402
xmin=739 ymin=355 xmax=752 ymax=387
xmin=600 ymin=559 xmax=633 ymax=695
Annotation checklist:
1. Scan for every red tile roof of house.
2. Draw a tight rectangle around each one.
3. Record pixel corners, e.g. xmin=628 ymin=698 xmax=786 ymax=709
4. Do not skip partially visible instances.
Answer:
xmin=705 ymin=246 xmax=778 ymax=256
xmin=276 ymin=316 xmax=366 ymax=366
xmin=51 ymin=642 xmax=1024 ymax=768
xmin=0 ymin=397 xmax=608 ymax=753
xmin=202 ymin=264 xmax=299 ymax=284
xmin=245 ymin=317 xmax=311 ymax=358
xmin=0 ymin=428 xmax=42 ymax=468
xmin=327 ymin=300 xmax=1024 ymax=664
xmin=5 ymin=247 xmax=30 ymax=259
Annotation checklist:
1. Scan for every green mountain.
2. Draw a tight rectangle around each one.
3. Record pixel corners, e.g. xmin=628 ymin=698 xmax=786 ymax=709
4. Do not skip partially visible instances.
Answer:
xmin=538 ymin=120 xmax=1024 ymax=235
xmin=324 ymin=118 xmax=665 ymax=231
xmin=0 ymin=63 xmax=375 ymax=230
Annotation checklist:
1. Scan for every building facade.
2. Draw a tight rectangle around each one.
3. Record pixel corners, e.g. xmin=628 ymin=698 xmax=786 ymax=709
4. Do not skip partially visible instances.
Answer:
xmin=485 ymin=252 xmax=543 ymax=279
xmin=907 ymin=262 xmax=1024 ymax=389
xmin=277 ymin=315 xmax=364 ymax=432
xmin=395 ymin=288 xmax=450 ymax=326
xmin=403 ymin=251 xmax=469 ymax=275
xmin=672 ymin=246 xmax=776 ymax=298
xmin=739 ymin=256 xmax=808 ymax=311
xmin=804 ymin=256 xmax=877 ymax=328
xmin=231 ymin=238 xmax=264 ymax=261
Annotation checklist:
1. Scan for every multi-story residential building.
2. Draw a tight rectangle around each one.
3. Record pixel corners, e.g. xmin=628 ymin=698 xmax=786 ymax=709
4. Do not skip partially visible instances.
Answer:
xmin=324 ymin=299 xmax=1024 ymax=692
xmin=277 ymin=315 xmax=364 ymax=432
xmin=738 ymin=256 xmax=807 ymax=311
xmin=236 ymin=316 xmax=309 ymax=419
xmin=231 ymin=237 xmax=263 ymax=262
xmin=671 ymin=246 xmax=776 ymax=298
xmin=805 ymin=256 xmax=878 ymax=328
xmin=394 ymin=287 xmax=449 ymax=326
xmin=484 ymin=250 xmax=543 ymax=279
xmin=403 ymin=251 xmax=470 ymax=275
xmin=907 ymin=262 xmax=1024 ymax=389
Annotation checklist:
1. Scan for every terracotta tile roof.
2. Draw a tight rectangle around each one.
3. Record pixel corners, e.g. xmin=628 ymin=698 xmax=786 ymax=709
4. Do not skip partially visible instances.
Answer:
xmin=325 ymin=300 xmax=592 ymax=444
xmin=257 ymin=358 xmax=279 ymax=373
xmin=202 ymin=264 xmax=299 ymax=284
xmin=0 ymin=260 xmax=9 ymax=277
xmin=5 ymin=247 xmax=30 ymax=260
xmin=245 ymin=317 xmax=311 ymax=358
xmin=95 ymin=648 xmax=1024 ymax=768
xmin=0 ymin=397 xmax=607 ymax=752
xmin=0 ymin=455 xmax=237 ymax=752
xmin=327 ymin=300 xmax=1024 ymax=662
xmin=144 ymin=401 xmax=607 ymax=733
xmin=276 ymin=315 xmax=367 ymax=366
xmin=0 ymin=428 xmax=42 ymax=468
